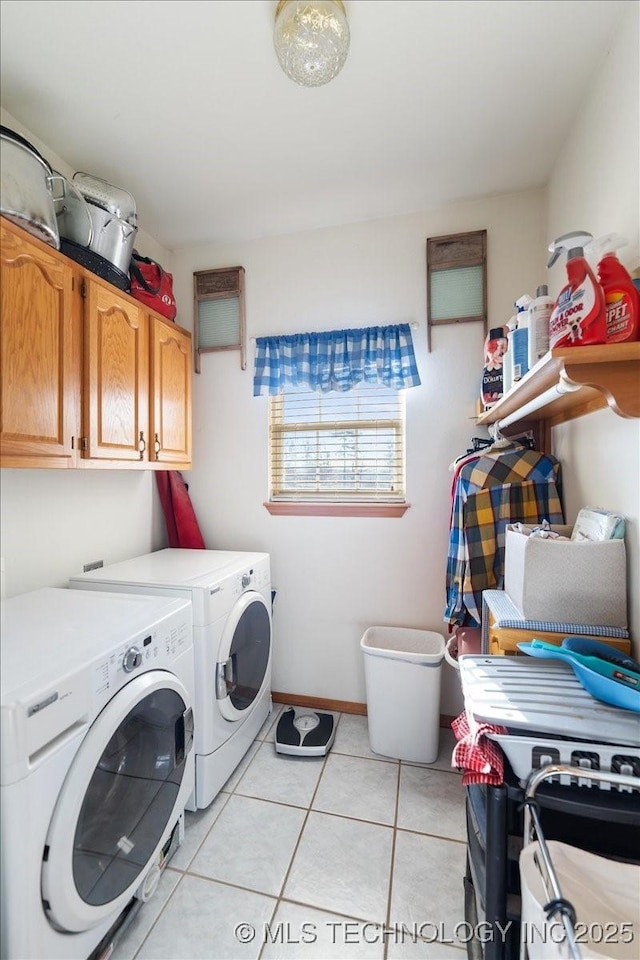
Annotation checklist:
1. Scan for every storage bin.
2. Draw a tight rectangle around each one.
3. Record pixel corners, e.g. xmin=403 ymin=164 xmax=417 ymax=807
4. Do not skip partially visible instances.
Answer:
xmin=360 ymin=626 xmax=444 ymax=763
xmin=520 ymin=840 xmax=640 ymax=959
xmin=504 ymin=526 xmax=627 ymax=628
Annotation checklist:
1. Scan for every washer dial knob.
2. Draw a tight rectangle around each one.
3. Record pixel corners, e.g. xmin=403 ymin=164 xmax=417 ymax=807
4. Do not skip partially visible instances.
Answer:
xmin=241 ymin=573 xmax=251 ymax=588
xmin=123 ymin=647 xmax=142 ymax=673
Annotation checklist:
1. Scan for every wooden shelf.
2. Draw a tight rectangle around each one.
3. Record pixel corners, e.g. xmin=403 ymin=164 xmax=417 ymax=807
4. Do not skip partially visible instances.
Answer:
xmin=477 ymin=343 xmax=640 ymax=428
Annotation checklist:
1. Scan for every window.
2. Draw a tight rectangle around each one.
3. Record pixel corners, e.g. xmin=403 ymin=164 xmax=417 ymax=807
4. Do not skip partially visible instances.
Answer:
xmin=266 ymin=384 xmax=408 ymax=517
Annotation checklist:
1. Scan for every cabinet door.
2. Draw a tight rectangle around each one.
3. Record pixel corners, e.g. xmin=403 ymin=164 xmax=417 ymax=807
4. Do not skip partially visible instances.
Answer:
xmin=84 ymin=279 xmax=149 ymax=462
xmin=1 ymin=220 xmax=80 ymax=467
xmin=150 ymin=316 xmax=192 ymax=466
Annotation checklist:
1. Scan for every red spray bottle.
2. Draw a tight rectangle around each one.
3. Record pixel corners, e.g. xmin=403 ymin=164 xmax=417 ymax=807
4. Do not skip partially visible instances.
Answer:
xmin=547 ymin=232 xmax=607 ymax=348
xmin=588 ymin=233 xmax=640 ymax=343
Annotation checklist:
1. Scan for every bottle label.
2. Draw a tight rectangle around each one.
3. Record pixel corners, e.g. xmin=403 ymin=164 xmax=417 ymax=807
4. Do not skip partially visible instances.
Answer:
xmin=481 ymin=332 xmax=506 ymax=407
xmin=512 ymin=327 xmax=529 ymax=381
xmin=482 ymin=369 xmax=503 ymax=407
xmin=549 ymin=274 xmax=603 ymax=348
xmin=531 ymin=304 xmax=551 ymax=359
xmin=605 ymin=291 xmax=633 ymax=342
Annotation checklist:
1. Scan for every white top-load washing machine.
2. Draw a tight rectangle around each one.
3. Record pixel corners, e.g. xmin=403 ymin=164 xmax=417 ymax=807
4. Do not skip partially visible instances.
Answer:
xmin=0 ymin=587 xmax=194 ymax=960
xmin=70 ymin=549 xmax=272 ymax=810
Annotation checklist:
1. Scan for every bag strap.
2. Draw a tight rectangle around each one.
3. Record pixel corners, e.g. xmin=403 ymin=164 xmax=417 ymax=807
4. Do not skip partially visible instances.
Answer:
xmin=129 ymin=257 xmax=162 ymax=295
xmin=131 ymin=249 xmax=157 ymax=267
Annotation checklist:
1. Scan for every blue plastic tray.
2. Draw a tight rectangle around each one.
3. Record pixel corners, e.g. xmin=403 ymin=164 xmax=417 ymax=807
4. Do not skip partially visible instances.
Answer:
xmin=518 ymin=642 xmax=640 ymax=713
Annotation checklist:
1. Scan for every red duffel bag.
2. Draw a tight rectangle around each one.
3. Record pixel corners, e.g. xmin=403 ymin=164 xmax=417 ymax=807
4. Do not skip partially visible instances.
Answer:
xmin=129 ymin=250 xmax=177 ymax=320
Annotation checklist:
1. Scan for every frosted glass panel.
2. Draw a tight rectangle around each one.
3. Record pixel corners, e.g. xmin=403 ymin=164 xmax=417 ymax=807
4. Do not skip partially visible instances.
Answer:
xmin=430 ymin=265 xmax=484 ymax=320
xmin=198 ymin=297 xmax=240 ymax=348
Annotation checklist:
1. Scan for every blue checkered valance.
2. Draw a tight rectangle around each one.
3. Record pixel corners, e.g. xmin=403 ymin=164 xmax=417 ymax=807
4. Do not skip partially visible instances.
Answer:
xmin=253 ymin=323 xmax=421 ymax=396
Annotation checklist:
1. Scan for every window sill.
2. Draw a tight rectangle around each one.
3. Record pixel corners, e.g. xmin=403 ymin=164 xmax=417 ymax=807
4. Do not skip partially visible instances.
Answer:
xmin=264 ymin=502 xmax=410 ymax=518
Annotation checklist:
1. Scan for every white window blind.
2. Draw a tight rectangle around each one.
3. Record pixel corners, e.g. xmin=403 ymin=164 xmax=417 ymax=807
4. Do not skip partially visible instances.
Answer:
xmin=269 ymin=385 xmax=406 ymax=502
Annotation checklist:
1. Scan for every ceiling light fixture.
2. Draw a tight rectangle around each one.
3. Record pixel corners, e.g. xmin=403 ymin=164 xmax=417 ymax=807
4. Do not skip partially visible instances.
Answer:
xmin=274 ymin=0 xmax=350 ymax=88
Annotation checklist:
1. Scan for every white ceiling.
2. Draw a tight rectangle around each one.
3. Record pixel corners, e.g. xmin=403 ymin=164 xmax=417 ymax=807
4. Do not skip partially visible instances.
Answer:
xmin=0 ymin=0 xmax=631 ymax=251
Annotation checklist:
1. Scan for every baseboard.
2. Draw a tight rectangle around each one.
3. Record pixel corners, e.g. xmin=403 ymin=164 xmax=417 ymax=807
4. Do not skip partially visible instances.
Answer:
xmin=272 ymin=691 xmax=457 ymax=728
xmin=272 ymin=691 xmax=367 ymax=716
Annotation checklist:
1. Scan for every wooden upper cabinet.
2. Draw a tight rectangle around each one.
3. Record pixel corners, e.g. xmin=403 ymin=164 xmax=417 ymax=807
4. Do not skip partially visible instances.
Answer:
xmin=0 ymin=220 xmax=80 ymax=467
xmin=150 ymin=316 xmax=192 ymax=465
xmin=83 ymin=279 xmax=149 ymax=462
xmin=1 ymin=216 xmax=193 ymax=470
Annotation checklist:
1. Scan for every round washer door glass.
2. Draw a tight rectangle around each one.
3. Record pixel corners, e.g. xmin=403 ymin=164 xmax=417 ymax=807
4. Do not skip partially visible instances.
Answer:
xmin=74 ymin=687 xmax=186 ymax=904
xmin=42 ymin=671 xmax=193 ymax=933
xmin=217 ymin=592 xmax=271 ymax=720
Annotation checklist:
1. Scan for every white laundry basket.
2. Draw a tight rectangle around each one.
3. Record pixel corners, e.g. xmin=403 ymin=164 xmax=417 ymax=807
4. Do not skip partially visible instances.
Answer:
xmin=519 ymin=840 xmax=640 ymax=959
xmin=360 ymin=626 xmax=445 ymax=763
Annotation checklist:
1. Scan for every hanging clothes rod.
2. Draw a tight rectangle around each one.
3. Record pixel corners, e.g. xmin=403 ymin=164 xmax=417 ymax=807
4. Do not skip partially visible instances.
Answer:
xmin=494 ymin=372 xmax=582 ymax=431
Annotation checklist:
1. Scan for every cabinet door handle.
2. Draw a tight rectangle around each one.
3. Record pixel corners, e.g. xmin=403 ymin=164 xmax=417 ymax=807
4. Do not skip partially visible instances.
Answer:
xmin=139 ymin=431 xmax=146 ymax=459
xmin=154 ymin=433 xmax=161 ymax=459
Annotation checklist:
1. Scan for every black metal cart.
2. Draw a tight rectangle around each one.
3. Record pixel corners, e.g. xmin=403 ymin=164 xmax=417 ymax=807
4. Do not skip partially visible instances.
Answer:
xmin=464 ymin=761 xmax=640 ymax=960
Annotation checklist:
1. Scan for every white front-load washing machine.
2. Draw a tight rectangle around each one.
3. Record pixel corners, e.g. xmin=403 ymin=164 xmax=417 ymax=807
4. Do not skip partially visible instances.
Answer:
xmin=70 ymin=549 xmax=272 ymax=810
xmin=0 ymin=587 xmax=195 ymax=960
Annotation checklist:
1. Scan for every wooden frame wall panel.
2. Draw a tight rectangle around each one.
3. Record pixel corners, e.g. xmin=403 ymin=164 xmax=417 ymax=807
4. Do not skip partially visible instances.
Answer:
xmin=426 ymin=229 xmax=487 ymax=351
xmin=193 ymin=266 xmax=246 ymax=373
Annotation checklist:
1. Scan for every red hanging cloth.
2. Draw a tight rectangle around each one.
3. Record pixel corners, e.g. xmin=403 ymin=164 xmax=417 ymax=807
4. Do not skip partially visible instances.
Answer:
xmin=155 ymin=472 xmax=206 ymax=549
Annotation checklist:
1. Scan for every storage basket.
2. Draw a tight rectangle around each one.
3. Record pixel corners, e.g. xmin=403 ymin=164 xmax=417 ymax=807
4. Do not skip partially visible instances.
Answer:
xmin=520 ymin=840 xmax=640 ymax=959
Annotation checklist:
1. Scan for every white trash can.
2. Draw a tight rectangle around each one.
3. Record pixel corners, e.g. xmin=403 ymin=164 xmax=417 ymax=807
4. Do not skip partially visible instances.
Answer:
xmin=360 ymin=626 xmax=445 ymax=763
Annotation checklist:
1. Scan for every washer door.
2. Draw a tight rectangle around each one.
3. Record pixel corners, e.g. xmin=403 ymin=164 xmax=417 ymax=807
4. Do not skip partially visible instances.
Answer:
xmin=42 ymin=670 xmax=193 ymax=933
xmin=216 ymin=590 xmax=271 ymax=721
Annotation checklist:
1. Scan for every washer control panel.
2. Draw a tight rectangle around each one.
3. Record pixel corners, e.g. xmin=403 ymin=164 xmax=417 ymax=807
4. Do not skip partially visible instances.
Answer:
xmin=230 ymin=559 xmax=271 ymax=599
xmin=92 ymin=609 xmax=191 ymax=700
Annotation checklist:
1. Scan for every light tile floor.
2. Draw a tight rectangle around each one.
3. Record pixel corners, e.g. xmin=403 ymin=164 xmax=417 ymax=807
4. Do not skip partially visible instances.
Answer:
xmin=113 ymin=707 xmax=468 ymax=960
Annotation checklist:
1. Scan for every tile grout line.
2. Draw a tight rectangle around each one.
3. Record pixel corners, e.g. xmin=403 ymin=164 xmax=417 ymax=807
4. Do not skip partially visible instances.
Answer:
xmin=130 ymin=869 xmax=185 ymax=960
xmin=382 ymin=758 xmax=402 ymax=960
xmin=256 ymin=710 xmax=342 ymax=960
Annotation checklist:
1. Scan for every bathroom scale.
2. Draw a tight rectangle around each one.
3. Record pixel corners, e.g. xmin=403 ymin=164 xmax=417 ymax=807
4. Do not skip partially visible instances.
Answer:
xmin=274 ymin=707 xmax=336 ymax=757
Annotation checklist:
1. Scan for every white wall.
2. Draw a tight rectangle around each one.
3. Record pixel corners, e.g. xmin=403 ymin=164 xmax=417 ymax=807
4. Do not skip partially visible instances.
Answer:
xmin=546 ymin=2 xmax=640 ymax=652
xmin=173 ymin=188 xmax=548 ymax=712
xmin=0 ymin=112 xmax=175 ymax=598
xmin=0 ymin=469 xmax=167 ymax=597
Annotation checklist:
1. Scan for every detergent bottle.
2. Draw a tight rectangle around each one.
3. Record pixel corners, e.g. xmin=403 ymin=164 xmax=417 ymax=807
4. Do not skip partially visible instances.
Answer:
xmin=511 ymin=294 xmax=532 ymax=381
xmin=481 ymin=326 xmax=509 ymax=409
xmin=527 ymin=284 xmax=552 ymax=367
xmin=547 ymin=232 xmax=607 ymax=348
xmin=587 ymin=233 xmax=639 ymax=343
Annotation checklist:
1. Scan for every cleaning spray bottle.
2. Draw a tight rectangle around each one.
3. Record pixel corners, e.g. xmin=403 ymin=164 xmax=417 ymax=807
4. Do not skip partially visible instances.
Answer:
xmin=528 ymin=284 xmax=552 ymax=367
xmin=511 ymin=295 xmax=533 ymax=381
xmin=547 ymin=232 xmax=607 ymax=348
xmin=587 ymin=233 xmax=640 ymax=343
